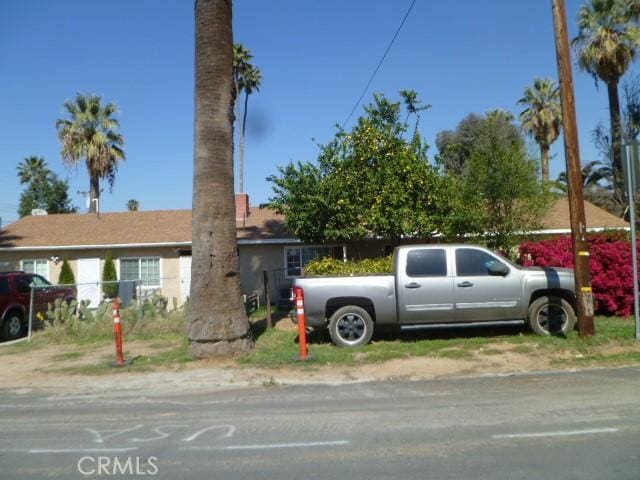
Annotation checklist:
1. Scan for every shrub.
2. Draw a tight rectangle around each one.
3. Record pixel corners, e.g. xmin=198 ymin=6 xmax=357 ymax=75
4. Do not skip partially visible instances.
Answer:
xmin=58 ymin=259 xmax=76 ymax=285
xmin=102 ymin=250 xmax=118 ymax=299
xmin=304 ymin=256 xmax=393 ymax=276
xmin=519 ymin=233 xmax=637 ymax=316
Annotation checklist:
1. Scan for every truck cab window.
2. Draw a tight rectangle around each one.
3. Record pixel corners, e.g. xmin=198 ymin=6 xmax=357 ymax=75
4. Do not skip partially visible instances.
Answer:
xmin=406 ymin=249 xmax=447 ymax=277
xmin=456 ymin=248 xmax=504 ymax=276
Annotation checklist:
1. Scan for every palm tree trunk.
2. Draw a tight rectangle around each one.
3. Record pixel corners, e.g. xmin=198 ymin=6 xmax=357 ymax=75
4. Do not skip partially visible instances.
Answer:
xmin=89 ymin=173 xmax=100 ymax=213
xmin=239 ymin=91 xmax=249 ymax=192
xmin=607 ymin=81 xmax=624 ymax=198
xmin=189 ymin=0 xmax=252 ymax=358
xmin=540 ymin=144 xmax=550 ymax=181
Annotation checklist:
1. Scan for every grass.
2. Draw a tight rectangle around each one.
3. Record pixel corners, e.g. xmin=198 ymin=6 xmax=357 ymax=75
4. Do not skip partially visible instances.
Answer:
xmin=2 ymin=308 xmax=638 ymax=375
xmin=239 ymin=316 xmax=640 ymax=368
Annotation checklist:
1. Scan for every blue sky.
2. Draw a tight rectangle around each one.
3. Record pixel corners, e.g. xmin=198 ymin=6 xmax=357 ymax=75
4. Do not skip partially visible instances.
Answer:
xmin=1 ymin=0 xmax=636 ymax=224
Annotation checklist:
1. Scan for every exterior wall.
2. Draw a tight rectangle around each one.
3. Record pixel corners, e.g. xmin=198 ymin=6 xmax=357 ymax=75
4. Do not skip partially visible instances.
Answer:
xmin=0 ymin=247 xmax=183 ymax=305
xmin=238 ymin=243 xmax=295 ymax=304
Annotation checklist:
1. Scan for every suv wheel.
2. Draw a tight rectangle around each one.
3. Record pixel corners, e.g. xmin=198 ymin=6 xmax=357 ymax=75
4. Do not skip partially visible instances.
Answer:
xmin=2 ymin=311 xmax=25 ymax=341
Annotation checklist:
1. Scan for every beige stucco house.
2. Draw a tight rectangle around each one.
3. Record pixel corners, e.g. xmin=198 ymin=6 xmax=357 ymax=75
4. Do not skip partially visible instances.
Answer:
xmin=0 ymin=194 xmax=338 ymax=308
xmin=0 ymin=195 xmax=628 ymax=308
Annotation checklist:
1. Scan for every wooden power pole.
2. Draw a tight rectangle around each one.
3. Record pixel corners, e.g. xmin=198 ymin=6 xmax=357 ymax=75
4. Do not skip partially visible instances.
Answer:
xmin=551 ymin=0 xmax=595 ymax=336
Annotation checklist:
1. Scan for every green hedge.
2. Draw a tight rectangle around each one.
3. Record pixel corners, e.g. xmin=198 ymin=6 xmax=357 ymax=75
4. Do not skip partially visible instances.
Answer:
xmin=304 ymin=256 xmax=393 ymax=276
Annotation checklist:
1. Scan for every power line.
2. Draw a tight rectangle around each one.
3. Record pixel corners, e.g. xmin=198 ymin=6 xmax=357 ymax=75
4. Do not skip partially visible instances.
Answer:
xmin=341 ymin=0 xmax=417 ymax=129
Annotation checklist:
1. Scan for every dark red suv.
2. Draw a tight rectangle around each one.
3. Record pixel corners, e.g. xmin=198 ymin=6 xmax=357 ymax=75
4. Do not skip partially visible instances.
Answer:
xmin=0 ymin=271 xmax=75 ymax=341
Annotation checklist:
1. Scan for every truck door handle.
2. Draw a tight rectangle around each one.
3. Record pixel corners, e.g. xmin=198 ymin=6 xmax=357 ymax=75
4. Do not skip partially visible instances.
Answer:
xmin=457 ymin=281 xmax=474 ymax=288
xmin=405 ymin=282 xmax=421 ymax=289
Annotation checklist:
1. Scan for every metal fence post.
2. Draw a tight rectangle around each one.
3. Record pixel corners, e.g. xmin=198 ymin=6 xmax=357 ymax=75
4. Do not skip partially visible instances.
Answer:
xmin=27 ymin=285 xmax=34 ymax=341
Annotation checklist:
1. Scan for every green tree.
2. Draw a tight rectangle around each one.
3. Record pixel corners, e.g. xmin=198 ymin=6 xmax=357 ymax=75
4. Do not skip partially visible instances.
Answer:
xmin=460 ymin=114 xmax=551 ymax=250
xmin=269 ymin=92 xmax=463 ymax=243
xmin=56 ymin=93 xmax=125 ymax=213
xmin=17 ymin=157 xmax=76 ymax=217
xmin=572 ymin=0 xmax=640 ymax=199
xmin=102 ymin=251 xmax=118 ymax=299
xmin=518 ymin=78 xmax=562 ymax=181
xmin=58 ymin=259 xmax=75 ymax=286
xmin=233 ymin=44 xmax=262 ymax=193
xmin=127 ymin=199 xmax=140 ymax=211
xmin=188 ymin=0 xmax=252 ymax=358
xmin=435 ymin=112 xmax=522 ymax=176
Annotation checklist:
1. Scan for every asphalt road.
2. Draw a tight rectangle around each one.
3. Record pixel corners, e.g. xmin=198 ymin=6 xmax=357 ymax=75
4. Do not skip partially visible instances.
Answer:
xmin=1 ymin=367 xmax=639 ymax=480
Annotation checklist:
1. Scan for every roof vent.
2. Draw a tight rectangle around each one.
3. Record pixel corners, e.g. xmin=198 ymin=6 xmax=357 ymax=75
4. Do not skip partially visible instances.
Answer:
xmin=31 ymin=209 xmax=48 ymax=216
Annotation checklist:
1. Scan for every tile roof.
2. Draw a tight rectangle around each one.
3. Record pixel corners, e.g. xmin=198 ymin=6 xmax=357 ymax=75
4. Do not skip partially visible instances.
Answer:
xmin=0 ymin=207 xmax=291 ymax=249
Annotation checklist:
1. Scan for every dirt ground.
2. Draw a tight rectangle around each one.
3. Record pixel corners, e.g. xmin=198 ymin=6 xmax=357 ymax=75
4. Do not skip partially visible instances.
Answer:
xmin=1 ymin=317 xmax=639 ymax=397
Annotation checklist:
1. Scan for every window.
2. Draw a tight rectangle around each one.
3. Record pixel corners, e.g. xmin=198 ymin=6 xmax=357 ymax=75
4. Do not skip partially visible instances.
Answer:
xmin=285 ymin=246 xmax=332 ymax=277
xmin=22 ymin=259 xmax=48 ymax=280
xmin=15 ymin=275 xmax=32 ymax=293
xmin=30 ymin=275 xmax=51 ymax=287
xmin=406 ymin=249 xmax=447 ymax=277
xmin=120 ymin=257 xmax=161 ymax=287
xmin=0 ymin=277 xmax=9 ymax=295
xmin=456 ymin=248 xmax=506 ymax=276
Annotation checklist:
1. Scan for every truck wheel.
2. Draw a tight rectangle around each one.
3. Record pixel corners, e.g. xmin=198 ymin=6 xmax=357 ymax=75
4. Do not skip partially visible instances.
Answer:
xmin=528 ymin=296 xmax=576 ymax=336
xmin=328 ymin=306 xmax=374 ymax=347
xmin=1 ymin=311 xmax=25 ymax=341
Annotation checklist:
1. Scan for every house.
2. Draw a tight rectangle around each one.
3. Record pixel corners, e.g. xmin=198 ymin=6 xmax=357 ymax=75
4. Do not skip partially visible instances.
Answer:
xmin=0 ymin=194 xmax=339 ymax=308
xmin=0 ymin=195 xmax=628 ymax=308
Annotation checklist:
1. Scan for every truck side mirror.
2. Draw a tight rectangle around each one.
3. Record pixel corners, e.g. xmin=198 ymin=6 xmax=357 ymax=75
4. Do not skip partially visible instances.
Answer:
xmin=488 ymin=262 xmax=509 ymax=276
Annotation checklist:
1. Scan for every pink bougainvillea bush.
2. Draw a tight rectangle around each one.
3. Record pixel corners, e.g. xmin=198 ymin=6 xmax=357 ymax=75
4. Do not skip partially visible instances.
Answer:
xmin=519 ymin=233 xmax=637 ymax=317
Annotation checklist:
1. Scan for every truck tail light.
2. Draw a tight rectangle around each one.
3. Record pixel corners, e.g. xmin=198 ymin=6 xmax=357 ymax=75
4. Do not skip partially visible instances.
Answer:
xmin=293 ymin=286 xmax=304 ymax=301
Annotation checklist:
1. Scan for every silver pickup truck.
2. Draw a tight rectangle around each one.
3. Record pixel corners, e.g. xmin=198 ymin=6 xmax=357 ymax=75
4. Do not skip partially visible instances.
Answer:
xmin=294 ymin=244 xmax=577 ymax=347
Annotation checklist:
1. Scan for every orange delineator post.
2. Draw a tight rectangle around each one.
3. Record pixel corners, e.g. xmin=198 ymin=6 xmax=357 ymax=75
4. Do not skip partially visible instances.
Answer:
xmin=294 ymin=287 xmax=308 ymax=361
xmin=112 ymin=297 xmax=125 ymax=366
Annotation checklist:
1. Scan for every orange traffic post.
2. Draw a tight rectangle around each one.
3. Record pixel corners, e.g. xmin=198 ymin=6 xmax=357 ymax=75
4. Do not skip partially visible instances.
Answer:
xmin=110 ymin=297 xmax=126 ymax=367
xmin=294 ymin=287 xmax=308 ymax=361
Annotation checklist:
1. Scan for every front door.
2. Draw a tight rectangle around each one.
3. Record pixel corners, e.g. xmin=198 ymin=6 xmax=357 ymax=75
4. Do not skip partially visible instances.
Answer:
xmin=77 ymin=258 xmax=101 ymax=308
xmin=453 ymin=247 xmax=522 ymax=322
xmin=179 ymin=255 xmax=192 ymax=304
xmin=397 ymin=247 xmax=455 ymax=324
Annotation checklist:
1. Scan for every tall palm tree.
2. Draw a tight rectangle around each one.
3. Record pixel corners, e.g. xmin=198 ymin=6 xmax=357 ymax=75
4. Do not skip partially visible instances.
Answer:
xmin=572 ymin=0 xmax=640 ymax=198
xmin=232 ymin=43 xmax=261 ymax=193
xmin=518 ymin=78 xmax=562 ymax=181
xmin=56 ymin=93 xmax=125 ymax=213
xmin=189 ymin=0 xmax=252 ymax=357
xmin=238 ymin=64 xmax=261 ymax=193
xmin=17 ymin=156 xmax=51 ymax=185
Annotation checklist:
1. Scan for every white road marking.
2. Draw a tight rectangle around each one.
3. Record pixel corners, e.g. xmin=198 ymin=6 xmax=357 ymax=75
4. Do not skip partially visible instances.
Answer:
xmin=180 ymin=440 xmax=350 ymax=451
xmin=492 ymin=427 xmax=619 ymax=439
xmin=28 ymin=447 xmax=139 ymax=454
xmin=183 ymin=425 xmax=235 ymax=442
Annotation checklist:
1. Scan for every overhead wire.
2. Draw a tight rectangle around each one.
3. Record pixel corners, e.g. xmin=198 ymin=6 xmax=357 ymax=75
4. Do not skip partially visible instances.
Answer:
xmin=341 ymin=0 xmax=417 ymax=129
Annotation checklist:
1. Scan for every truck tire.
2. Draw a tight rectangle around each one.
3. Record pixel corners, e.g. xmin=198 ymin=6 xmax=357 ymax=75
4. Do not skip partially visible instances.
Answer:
xmin=1 ymin=311 xmax=25 ymax=341
xmin=528 ymin=296 xmax=576 ymax=336
xmin=328 ymin=306 xmax=374 ymax=347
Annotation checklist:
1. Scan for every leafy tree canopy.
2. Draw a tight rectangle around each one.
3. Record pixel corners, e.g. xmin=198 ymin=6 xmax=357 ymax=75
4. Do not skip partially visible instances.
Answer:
xmin=17 ymin=157 xmax=76 ymax=217
xmin=457 ymin=113 xmax=552 ymax=250
xmin=268 ymin=92 xmax=463 ymax=243
xmin=435 ymin=110 xmax=522 ymax=176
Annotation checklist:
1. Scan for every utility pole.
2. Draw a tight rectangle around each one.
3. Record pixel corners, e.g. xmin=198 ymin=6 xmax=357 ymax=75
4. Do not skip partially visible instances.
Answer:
xmin=551 ymin=0 xmax=595 ymax=336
